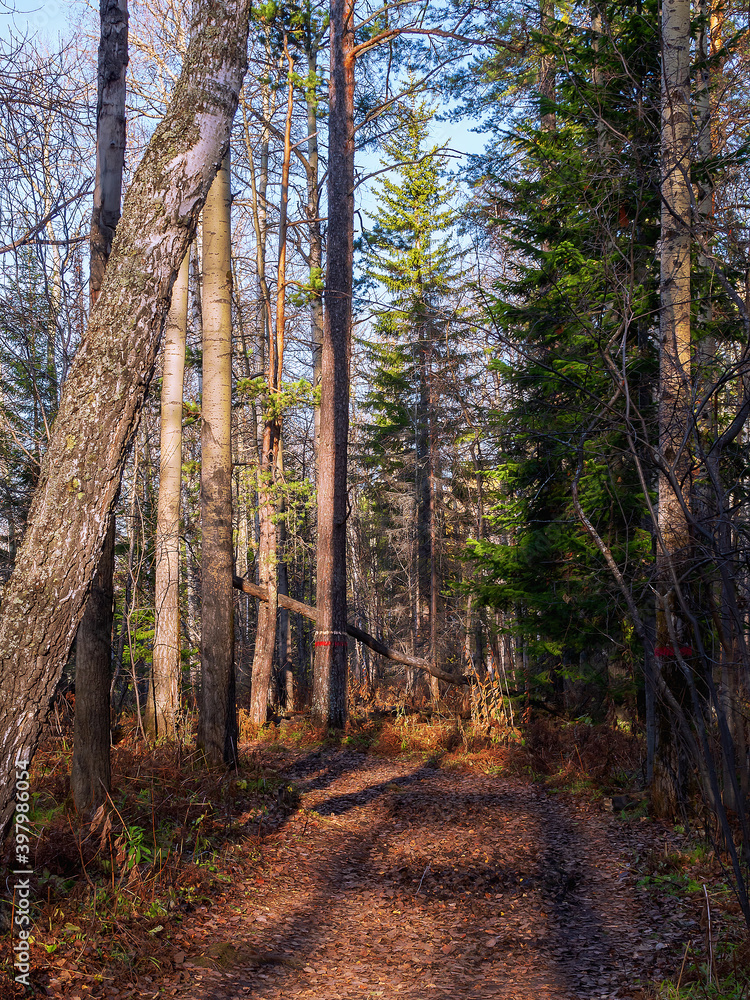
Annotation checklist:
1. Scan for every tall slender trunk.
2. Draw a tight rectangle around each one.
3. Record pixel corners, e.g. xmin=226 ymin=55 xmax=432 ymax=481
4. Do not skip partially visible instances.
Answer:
xmin=313 ymin=0 xmax=354 ymax=728
xmin=148 ymin=252 xmax=188 ymax=739
xmin=249 ymin=49 xmax=294 ymax=725
xmin=183 ymin=470 xmax=202 ymax=703
xmin=198 ymin=152 xmax=237 ymax=765
xmin=276 ymin=439 xmax=294 ymax=711
xmin=657 ymin=0 xmax=691 ymax=640
xmin=539 ymin=0 xmax=555 ymax=133
xmin=417 ymin=323 xmax=438 ymax=701
xmin=429 ymin=353 xmax=440 ymax=701
xmin=71 ymin=0 xmax=128 ymax=814
xmin=303 ymin=35 xmax=324 ymax=454
xmin=652 ymin=0 xmax=692 ymax=816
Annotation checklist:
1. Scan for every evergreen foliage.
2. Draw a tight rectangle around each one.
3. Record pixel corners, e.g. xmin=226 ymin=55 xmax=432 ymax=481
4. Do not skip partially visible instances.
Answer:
xmin=466 ymin=1 xmax=663 ymax=700
xmin=356 ymin=95 xmax=466 ymax=658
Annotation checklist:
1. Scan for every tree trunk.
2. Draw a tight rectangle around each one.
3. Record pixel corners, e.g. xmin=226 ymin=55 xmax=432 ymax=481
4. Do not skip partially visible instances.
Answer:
xmin=304 ymin=38 xmax=324 ymax=455
xmin=657 ymin=0 xmax=691 ymax=633
xmin=249 ymin=51 xmax=294 ymax=725
xmin=539 ymin=0 xmax=555 ymax=133
xmin=653 ymin=0 xmax=692 ymax=814
xmin=70 ymin=0 xmax=128 ymax=815
xmin=70 ymin=518 xmax=115 ymax=813
xmin=277 ymin=439 xmax=295 ymax=710
xmin=148 ymin=251 xmax=188 ymax=739
xmin=198 ymin=151 xmax=238 ymax=766
xmin=88 ymin=0 xmax=128 ymax=303
xmin=0 ymin=0 xmax=251 ymax=837
xmin=429 ymin=356 xmax=440 ymax=702
xmin=312 ymin=0 xmax=354 ymax=728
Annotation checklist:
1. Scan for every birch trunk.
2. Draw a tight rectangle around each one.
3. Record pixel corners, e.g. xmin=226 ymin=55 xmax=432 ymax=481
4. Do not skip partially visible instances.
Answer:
xmin=312 ymin=0 xmax=354 ymax=728
xmin=0 ymin=0 xmax=250 ymax=836
xmin=148 ymin=252 xmax=189 ymax=739
xmin=198 ymin=152 xmax=237 ymax=765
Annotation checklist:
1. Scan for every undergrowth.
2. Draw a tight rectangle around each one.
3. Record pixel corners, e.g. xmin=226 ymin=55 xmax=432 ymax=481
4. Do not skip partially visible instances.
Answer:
xmin=1 ymin=710 xmax=746 ymax=996
xmin=0 ymin=727 xmax=299 ymax=991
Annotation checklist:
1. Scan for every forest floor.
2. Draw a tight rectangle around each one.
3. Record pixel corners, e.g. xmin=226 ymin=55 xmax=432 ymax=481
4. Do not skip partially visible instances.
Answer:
xmin=2 ymin=715 xmax=749 ymax=999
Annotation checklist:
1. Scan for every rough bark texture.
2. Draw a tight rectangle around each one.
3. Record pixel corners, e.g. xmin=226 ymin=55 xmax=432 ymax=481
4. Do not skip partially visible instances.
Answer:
xmin=89 ymin=0 xmax=128 ymax=303
xmin=312 ymin=0 xmax=355 ymax=728
xmin=0 ymin=0 xmax=250 ymax=837
xmin=234 ymin=576 xmax=468 ymax=686
xmin=198 ymin=152 xmax=238 ymax=766
xmin=70 ymin=0 xmax=129 ymax=816
xmin=148 ymin=253 xmax=189 ymax=739
xmin=71 ymin=517 xmax=115 ymax=812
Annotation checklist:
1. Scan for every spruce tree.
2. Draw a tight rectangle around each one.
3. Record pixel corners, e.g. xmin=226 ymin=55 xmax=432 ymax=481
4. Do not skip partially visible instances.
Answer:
xmin=466 ymin=2 xmax=662 ymax=712
xmin=359 ymin=96 xmax=462 ymax=682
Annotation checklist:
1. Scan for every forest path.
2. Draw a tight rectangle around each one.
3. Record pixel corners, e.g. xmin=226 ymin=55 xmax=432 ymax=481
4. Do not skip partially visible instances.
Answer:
xmin=130 ymin=749 xmax=693 ymax=1000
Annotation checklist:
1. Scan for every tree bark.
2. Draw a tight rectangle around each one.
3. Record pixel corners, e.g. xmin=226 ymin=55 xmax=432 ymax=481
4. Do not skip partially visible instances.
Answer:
xmin=249 ymin=50 xmax=294 ymax=725
xmin=70 ymin=0 xmax=128 ymax=815
xmin=0 ymin=0 xmax=251 ymax=837
xmin=539 ymin=0 xmax=555 ymax=133
xmin=148 ymin=251 xmax=189 ymax=739
xmin=89 ymin=0 xmax=128 ymax=304
xmin=70 ymin=518 xmax=114 ymax=813
xmin=654 ymin=0 xmax=692 ymax=814
xmin=302 ymin=27 xmax=325 ymax=455
xmin=312 ymin=0 xmax=355 ymax=728
xmin=198 ymin=151 xmax=238 ymax=766
xmin=657 ymin=0 xmax=691 ymax=631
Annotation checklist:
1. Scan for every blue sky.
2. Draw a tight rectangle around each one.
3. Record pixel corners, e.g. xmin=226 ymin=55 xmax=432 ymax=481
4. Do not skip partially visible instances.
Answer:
xmin=1 ymin=0 xmax=73 ymax=42
xmin=2 ymin=0 xmax=485 ymax=237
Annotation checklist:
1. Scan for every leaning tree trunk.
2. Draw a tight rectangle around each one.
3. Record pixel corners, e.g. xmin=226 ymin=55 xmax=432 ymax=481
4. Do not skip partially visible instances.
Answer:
xmin=0 ymin=0 xmax=251 ymax=838
xmin=312 ymin=0 xmax=355 ymax=728
xmin=70 ymin=0 xmax=128 ymax=815
xmin=148 ymin=252 xmax=189 ymax=739
xmin=198 ymin=152 xmax=238 ymax=766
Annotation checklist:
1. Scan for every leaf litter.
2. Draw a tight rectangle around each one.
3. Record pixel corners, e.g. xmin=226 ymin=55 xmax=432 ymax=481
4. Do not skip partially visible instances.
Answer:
xmin=1 ymin=729 xmax=739 ymax=999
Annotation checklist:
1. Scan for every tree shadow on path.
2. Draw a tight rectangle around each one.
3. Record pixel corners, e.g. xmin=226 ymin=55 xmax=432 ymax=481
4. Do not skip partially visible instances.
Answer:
xmin=181 ymin=755 xmax=690 ymax=1000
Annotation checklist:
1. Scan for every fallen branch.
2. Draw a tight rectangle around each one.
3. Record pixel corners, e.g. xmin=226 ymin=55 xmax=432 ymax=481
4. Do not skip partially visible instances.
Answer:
xmin=232 ymin=576 xmax=469 ymax=686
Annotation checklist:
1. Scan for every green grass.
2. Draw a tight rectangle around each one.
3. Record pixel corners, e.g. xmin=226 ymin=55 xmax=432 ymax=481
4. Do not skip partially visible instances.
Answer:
xmin=655 ymin=970 xmax=750 ymax=999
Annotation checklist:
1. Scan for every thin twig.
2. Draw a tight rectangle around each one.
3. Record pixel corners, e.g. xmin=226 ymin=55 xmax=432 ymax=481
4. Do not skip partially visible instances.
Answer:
xmin=676 ymin=939 xmax=691 ymax=993
xmin=416 ymin=863 xmax=430 ymax=895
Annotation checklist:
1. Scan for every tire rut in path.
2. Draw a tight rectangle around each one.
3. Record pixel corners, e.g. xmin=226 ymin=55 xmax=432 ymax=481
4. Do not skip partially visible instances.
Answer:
xmin=151 ymin=751 xmax=692 ymax=1000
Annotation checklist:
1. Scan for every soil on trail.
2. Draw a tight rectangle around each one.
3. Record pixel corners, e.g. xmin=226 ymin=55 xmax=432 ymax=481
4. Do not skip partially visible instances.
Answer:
xmin=100 ymin=750 xmax=693 ymax=1000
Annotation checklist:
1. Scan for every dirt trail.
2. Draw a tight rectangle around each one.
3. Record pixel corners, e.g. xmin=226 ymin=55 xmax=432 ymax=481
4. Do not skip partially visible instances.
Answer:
xmin=105 ymin=750 xmax=694 ymax=1000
